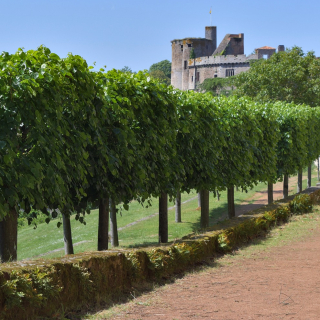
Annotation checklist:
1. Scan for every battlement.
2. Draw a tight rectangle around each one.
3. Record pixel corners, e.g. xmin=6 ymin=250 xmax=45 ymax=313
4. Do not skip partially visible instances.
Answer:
xmin=171 ymin=26 xmax=284 ymax=90
xmin=188 ymin=53 xmax=258 ymax=68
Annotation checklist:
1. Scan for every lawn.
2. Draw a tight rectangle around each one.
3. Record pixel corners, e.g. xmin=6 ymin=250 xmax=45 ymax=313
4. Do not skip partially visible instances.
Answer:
xmin=17 ymin=167 xmax=319 ymax=260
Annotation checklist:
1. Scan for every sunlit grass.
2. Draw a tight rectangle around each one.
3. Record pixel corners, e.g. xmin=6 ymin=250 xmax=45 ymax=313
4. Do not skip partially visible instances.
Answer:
xmin=18 ymin=167 xmax=319 ymax=260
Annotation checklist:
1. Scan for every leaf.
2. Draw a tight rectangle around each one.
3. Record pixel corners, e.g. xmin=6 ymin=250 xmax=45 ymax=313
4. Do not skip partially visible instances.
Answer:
xmin=35 ymin=110 xmax=42 ymax=123
xmin=3 ymin=155 xmax=10 ymax=165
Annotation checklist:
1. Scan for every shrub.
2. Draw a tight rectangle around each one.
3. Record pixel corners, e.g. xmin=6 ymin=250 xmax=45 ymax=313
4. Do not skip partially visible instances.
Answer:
xmin=288 ymin=194 xmax=312 ymax=214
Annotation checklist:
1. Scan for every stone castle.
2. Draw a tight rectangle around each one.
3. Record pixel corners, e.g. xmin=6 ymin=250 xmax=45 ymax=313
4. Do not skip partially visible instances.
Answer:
xmin=171 ymin=26 xmax=284 ymax=90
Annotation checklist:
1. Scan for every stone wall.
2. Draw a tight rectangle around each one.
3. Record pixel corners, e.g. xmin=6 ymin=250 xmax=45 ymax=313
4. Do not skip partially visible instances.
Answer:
xmin=226 ymin=34 xmax=244 ymax=55
xmin=171 ymin=41 xmax=183 ymax=89
xmin=213 ymin=33 xmax=244 ymax=56
xmin=171 ymin=26 xmax=282 ymax=91
xmin=256 ymin=48 xmax=276 ymax=59
xmin=188 ymin=62 xmax=251 ymax=88
xmin=171 ymin=26 xmax=217 ymax=89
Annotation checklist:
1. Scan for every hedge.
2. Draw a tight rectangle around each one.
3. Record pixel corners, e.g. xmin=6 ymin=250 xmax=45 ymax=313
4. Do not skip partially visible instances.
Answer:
xmin=0 ymin=189 xmax=319 ymax=319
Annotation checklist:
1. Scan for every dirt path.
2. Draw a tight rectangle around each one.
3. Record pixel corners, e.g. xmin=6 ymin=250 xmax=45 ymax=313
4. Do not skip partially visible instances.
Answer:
xmin=110 ymin=229 xmax=320 ymax=320
xmin=234 ymin=177 xmax=298 ymax=217
xmin=87 ymin=176 xmax=320 ymax=320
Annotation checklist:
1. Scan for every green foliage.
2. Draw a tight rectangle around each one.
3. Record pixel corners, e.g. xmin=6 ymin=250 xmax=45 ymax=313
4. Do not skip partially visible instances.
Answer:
xmin=176 ymin=91 xmax=227 ymax=192
xmin=149 ymin=69 xmax=171 ymax=85
xmin=97 ymin=70 xmax=183 ymax=200
xmin=120 ymin=66 xmax=134 ymax=73
xmin=288 ymin=194 xmax=312 ymax=214
xmin=212 ymin=96 xmax=280 ymax=190
xmin=198 ymin=77 xmax=233 ymax=96
xmin=18 ymin=210 xmax=50 ymax=229
xmin=217 ymin=206 xmax=291 ymax=253
xmin=272 ymin=102 xmax=320 ymax=178
xmin=310 ymin=189 xmax=320 ymax=204
xmin=0 ymin=46 xmax=103 ymax=222
xmin=2 ymin=45 xmax=319 ymax=222
xmin=234 ymin=46 xmax=320 ymax=107
xmin=149 ymin=59 xmax=171 ymax=79
xmin=2 ymin=45 xmax=320 ymax=267
xmin=189 ymin=48 xmax=196 ymax=59
xmin=0 ymin=268 xmax=61 ymax=318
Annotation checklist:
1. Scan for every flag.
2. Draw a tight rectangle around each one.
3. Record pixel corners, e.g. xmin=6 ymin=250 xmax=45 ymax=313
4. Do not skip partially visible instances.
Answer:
xmin=209 ymin=8 xmax=212 ymax=14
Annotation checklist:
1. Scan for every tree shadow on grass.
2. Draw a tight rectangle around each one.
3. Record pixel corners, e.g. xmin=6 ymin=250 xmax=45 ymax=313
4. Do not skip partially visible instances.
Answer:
xmin=126 ymin=240 xmax=160 ymax=249
xmin=190 ymin=199 xmax=258 ymax=234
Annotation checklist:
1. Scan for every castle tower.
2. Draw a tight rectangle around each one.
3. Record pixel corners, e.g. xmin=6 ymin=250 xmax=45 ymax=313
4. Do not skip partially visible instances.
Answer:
xmin=205 ymin=26 xmax=217 ymax=51
xmin=171 ymin=26 xmax=217 ymax=90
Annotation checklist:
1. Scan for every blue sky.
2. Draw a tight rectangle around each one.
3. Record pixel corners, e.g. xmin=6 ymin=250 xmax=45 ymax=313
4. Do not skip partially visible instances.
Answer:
xmin=1 ymin=0 xmax=319 ymax=72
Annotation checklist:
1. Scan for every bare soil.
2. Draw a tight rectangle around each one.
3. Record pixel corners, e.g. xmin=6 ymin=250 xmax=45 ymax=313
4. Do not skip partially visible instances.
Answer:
xmin=96 ymin=178 xmax=320 ymax=320
xmin=112 ymin=232 xmax=320 ymax=320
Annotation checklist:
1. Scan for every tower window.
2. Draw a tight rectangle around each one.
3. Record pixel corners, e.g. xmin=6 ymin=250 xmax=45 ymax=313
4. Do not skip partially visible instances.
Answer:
xmin=181 ymin=45 xmax=183 ymax=51
xmin=187 ymin=43 xmax=192 ymax=47
xmin=191 ymin=76 xmax=194 ymax=82
xmin=195 ymin=72 xmax=200 ymax=82
xmin=226 ymin=69 xmax=234 ymax=77
xmin=184 ymin=60 xmax=187 ymax=69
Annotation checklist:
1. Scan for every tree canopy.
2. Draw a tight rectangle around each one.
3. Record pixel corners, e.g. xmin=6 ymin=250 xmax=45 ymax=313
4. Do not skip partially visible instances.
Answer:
xmin=120 ymin=66 xmax=134 ymax=73
xmin=233 ymin=46 xmax=320 ymax=106
xmin=198 ymin=77 xmax=233 ymax=96
xmin=149 ymin=69 xmax=170 ymax=85
xmin=149 ymin=60 xmax=171 ymax=79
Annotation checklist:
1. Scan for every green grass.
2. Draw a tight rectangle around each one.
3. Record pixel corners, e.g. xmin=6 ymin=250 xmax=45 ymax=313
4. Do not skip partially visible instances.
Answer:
xmin=18 ymin=167 xmax=320 ymax=261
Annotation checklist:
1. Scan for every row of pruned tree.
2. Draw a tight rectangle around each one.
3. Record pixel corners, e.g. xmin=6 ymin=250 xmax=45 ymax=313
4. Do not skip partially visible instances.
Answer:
xmin=1 ymin=47 xmax=320 ymax=262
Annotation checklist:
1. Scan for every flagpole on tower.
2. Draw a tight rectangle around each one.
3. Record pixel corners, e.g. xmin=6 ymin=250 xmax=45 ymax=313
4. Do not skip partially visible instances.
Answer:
xmin=209 ymin=7 xmax=212 ymax=26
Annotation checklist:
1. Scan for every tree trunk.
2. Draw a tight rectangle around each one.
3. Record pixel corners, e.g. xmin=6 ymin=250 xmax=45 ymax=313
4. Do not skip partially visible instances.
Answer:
xmin=228 ymin=185 xmax=235 ymax=218
xmin=0 ymin=207 xmax=18 ymax=262
xmin=308 ymin=164 xmax=312 ymax=188
xmin=175 ymin=191 xmax=181 ymax=223
xmin=63 ymin=214 xmax=74 ymax=255
xmin=318 ymin=157 xmax=320 ymax=182
xmin=217 ymin=190 xmax=220 ymax=201
xmin=268 ymin=182 xmax=273 ymax=205
xmin=197 ymin=192 xmax=201 ymax=207
xmin=297 ymin=169 xmax=303 ymax=193
xmin=159 ymin=192 xmax=168 ymax=243
xmin=110 ymin=197 xmax=119 ymax=247
xmin=200 ymin=190 xmax=209 ymax=229
xmin=235 ymin=186 xmax=239 ymax=191
xmin=98 ymin=197 xmax=109 ymax=251
xmin=283 ymin=174 xmax=289 ymax=199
